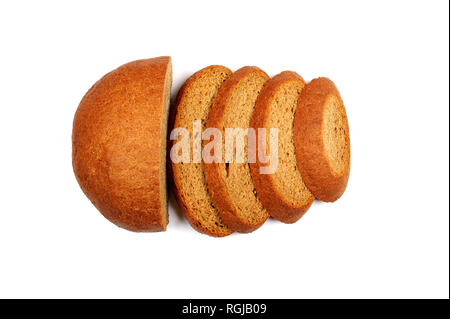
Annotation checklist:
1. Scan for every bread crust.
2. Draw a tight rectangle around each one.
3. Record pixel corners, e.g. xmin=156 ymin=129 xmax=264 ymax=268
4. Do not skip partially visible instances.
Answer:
xmin=168 ymin=65 xmax=234 ymax=237
xmin=250 ymin=71 xmax=314 ymax=223
xmin=293 ymin=77 xmax=350 ymax=202
xmin=72 ymin=57 xmax=172 ymax=232
xmin=204 ymin=66 xmax=270 ymax=233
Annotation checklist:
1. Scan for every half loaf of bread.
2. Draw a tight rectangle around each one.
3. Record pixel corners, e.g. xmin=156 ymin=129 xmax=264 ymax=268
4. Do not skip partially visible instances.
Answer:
xmin=204 ymin=66 xmax=270 ymax=233
xmin=72 ymin=57 xmax=172 ymax=231
xmin=294 ymin=77 xmax=350 ymax=202
xmin=169 ymin=65 xmax=234 ymax=237
xmin=250 ymin=71 xmax=314 ymax=223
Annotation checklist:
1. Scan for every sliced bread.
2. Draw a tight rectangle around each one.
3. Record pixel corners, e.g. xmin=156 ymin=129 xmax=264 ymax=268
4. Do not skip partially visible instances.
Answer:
xmin=204 ymin=66 xmax=270 ymax=233
xmin=72 ymin=57 xmax=172 ymax=231
xmin=294 ymin=77 xmax=350 ymax=202
xmin=250 ymin=71 xmax=315 ymax=223
xmin=169 ymin=65 xmax=234 ymax=237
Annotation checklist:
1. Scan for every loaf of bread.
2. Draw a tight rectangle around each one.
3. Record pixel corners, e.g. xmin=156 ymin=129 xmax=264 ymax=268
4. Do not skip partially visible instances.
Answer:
xmin=250 ymin=71 xmax=314 ymax=223
xmin=169 ymin=65 xmax=234 ymax=237
xmin=204 ymin=66 xmax=270 ymax=233
xmin=73 ymin=55 xmax=350 ymax=234
xmin=72 ymin=57 xmax=172 ymax=231
xmin=294 ymin=77 xmax=350 ymax=202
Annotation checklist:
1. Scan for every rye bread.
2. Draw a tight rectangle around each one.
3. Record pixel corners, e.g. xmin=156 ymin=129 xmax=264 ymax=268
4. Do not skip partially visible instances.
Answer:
xmin=169 ymin=65 xmax=234 ymax=237
xmin=250 ymin=71 xmax=315 ymax=223
xmin=294 ymin=77 xmax=350 ymax=202
xmin=204 ymin=66 xmax=270 ymax=233
xmin=72 ymin=57 xmax=172 ymax=231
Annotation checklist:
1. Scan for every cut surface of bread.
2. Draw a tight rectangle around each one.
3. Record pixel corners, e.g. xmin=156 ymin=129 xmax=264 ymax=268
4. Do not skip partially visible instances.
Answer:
xmin=72 ymin=56 xmax=172 ymax=232
xmin=294 ymin=77 xmax=350 ymax=202
xmin=204 ymin=66 xmax=270 ymax=233
xmin=250 ymin=71 xmax=314 ymax=223
xmin=170 ymin=65 xmax=233 ymax=237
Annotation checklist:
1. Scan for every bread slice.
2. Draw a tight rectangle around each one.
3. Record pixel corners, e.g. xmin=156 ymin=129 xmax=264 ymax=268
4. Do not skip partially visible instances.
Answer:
xmin=294 ymin=77 xmax=350 ymax=202
xmin=204 ymin=66 xmax=270 ymax=233
xmin=169 ymin=65 xmax=234 ymax=237
xmin=250 ymin=71 xmax=314 ymax=223
xmin=72 ymin=57 xmax=172 ymax=232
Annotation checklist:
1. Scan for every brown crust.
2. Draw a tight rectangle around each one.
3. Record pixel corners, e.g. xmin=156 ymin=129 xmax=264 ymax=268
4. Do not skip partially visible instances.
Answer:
xmin=250 ymin=71 xmax=314 ymax=223
xmin=72 ymin=57 xmax=171 ymax=232
xmin=168 ymin=65 xmax=234 ymax=237
xmin=204 ymin=66 xmax=270 ymax=233
xmin=293 ymin=77 xmax=350 ymax=202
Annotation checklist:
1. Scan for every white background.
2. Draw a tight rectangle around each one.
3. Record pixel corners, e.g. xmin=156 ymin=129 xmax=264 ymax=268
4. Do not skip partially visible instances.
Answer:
xmin=0 ymin=0 xmax=448 ymax=299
